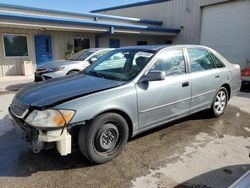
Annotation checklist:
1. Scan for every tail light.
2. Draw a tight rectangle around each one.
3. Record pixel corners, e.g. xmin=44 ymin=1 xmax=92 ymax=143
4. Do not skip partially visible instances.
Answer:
xmin=241 ymin=68 xmax=250 ymax=76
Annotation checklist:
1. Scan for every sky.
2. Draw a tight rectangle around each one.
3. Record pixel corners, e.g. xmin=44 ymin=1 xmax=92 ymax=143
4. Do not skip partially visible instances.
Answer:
xmin=0 ymin=0 xmax=147 ymax=13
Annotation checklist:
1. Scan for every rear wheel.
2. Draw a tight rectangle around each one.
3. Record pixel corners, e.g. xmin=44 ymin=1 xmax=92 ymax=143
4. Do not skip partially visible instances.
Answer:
xmin=78 ymin=113 xmax=129 ymax=164
xmin=210 ymin=87 xmax=228 ymax=117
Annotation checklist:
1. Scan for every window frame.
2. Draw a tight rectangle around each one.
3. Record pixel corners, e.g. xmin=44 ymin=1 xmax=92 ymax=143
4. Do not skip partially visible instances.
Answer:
xmin=73 ymin=37 xmax=91 ymax=53
xmin=2 ymin=34 xmax=29 ymax=58
xmin=186 ymin=47 xmax=217 ymax=73
xmin=149 ymin=48 xmax=188 ymax=77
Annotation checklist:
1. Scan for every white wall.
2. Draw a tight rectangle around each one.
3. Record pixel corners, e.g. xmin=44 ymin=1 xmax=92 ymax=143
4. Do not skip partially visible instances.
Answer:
xmin=98 ymin=34 xmax=169 ymax=47
xmin=96 ymin=0 xmax=232 ymax=44
xmin=0 ymin=28 xmax=95 ymax=76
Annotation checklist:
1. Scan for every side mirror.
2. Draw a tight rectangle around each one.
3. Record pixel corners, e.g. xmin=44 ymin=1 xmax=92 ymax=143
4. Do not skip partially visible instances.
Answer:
xmin=89 ymin=57 xmax=98 ymax=64
xmin=140 ymin=70 xmax=166 ymax=82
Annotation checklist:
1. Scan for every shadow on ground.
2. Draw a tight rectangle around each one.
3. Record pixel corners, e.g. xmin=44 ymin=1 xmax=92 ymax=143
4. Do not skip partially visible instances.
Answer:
xmin=237 ymin=91 xmax=250 ymax=98
xmin=175 ymin=165 xmax=250 ymax=188
xmin=0 ymin=129 xmax=92 ymax=177
xmin=0 ymin=110 xmax=214 ymax=177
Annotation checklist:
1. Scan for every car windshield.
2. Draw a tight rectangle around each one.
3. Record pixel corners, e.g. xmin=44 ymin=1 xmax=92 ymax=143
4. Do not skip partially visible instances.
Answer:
xmin=85 ymin=49 xmax=155 ymax=81
xmin=67 ymin=49 xmax=97 ymax=61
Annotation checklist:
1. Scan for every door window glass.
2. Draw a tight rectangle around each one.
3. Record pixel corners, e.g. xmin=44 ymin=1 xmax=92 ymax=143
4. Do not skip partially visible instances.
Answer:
xmin=151 ymin=49 xmax=186 ymax=76
xmin=45 ymin=38 xmax=49 ymax=52
xmin=188 ymin=48 xmax=215 ymax=72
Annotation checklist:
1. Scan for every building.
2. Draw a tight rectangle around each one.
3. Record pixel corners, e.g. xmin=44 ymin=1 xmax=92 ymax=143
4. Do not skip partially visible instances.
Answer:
xmin=92 ymin=0 xmax=250 ymax=69
xmin=0 ymin=0 xmax=250 ymax=77
xmin=0 ymin=3 xmax=180 ymax=76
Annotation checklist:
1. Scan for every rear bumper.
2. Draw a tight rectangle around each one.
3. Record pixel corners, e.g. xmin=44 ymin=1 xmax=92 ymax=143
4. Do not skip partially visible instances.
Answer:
xmin=9 ymin=108 xmax=72 ymax=155
xmin=241 ymin=80 xmax=250 ymax=91
xmin=241 ymin=76 xmax=250 ymax=82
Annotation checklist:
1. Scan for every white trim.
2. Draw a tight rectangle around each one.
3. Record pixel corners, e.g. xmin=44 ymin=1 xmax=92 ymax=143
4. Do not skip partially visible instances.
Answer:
xmin=0 ymin=21 xmax=108 ymax=32
xmin=2 ymin=33 xmax=29 ymax=58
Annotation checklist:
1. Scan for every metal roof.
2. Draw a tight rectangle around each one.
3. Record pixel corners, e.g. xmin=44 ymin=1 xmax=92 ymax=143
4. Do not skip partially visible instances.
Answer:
xmin=0 ymin=3 xmax=163 ymax=25
xmin=0 ymin=12 xmax=181 ymax=34
xmin=91 ymin=0 xmax=171 ymax=13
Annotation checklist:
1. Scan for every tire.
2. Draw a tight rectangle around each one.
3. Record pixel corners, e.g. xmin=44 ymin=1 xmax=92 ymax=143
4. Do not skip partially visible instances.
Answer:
xmin=78 ymin=113 xmax=129 ymax=164
xmin=210 ymin=87 xmax=228 ymax=117
xmin=67 ymin=70 xmax=80 ymax=75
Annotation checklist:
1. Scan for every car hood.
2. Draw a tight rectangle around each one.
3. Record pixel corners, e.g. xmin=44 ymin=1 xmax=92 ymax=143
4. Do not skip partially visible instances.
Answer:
xmin=14 ymin=74 xmax=125 ymax=108
xmin=38 ymin=59 xmax=85 ymax=69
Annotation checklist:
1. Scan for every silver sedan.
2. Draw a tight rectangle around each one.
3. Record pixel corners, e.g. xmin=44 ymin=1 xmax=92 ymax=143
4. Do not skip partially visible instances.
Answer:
xmin=10 ymin=45 xmax=241 ymax=164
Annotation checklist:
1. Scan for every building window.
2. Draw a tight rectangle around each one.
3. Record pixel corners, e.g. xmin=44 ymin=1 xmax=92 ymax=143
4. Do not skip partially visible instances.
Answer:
xmin=164 ymin=40 xmax=172 ymax=44
xmin=3 ymin=34 xmax=28 ymax=57
xmin=74 ymin=38 xmax=90 ymax=53
xmin=137 ymin=41 xmax=148 ymax=45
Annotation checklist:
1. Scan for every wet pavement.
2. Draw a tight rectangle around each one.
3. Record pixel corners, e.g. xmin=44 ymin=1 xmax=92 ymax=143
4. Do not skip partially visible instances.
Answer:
xmin=0 ymin=90 xmax=249 ymax=188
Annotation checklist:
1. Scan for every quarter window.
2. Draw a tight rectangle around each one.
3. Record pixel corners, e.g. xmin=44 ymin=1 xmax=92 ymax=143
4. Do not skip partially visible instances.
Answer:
xmin=3 ymin=34 xmax=28 ymax=57
xmin=210 ymin=53 xmax=225 ymax=68
xmin=188 ymin=48 xmax=215 ymax=72
xmin=151 ymin=49 xmax=186 ymax=76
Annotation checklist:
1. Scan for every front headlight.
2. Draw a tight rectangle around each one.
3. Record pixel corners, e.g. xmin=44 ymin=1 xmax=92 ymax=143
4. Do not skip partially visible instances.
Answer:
xmin=47 ymin=67 xmax=65 ymax=73
xmin=25 ymin=109 xmax=75 ymax=128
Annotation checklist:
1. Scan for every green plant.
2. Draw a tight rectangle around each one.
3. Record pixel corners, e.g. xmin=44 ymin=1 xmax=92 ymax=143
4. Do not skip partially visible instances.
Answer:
xmin=65 ymin=42 xmax=73 ymax=59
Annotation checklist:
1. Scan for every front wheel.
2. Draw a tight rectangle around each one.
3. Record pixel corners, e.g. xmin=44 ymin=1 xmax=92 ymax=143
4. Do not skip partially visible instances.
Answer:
xmin=78 ymin=113 xmax=129 ymax=164
xmin=210 ymin=87 xmax=228 ymax=117
xmin=67 ymin=70 xmax=80 ymax=75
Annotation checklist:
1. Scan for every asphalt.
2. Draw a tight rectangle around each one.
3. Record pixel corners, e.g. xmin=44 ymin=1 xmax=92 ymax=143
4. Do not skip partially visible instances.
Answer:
xmin=0 ymin=80 xmax=249 ymax=188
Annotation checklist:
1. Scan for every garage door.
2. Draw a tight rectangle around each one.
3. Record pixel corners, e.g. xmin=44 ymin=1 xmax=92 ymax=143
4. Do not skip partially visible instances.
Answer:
xmin=200 ymin=0 xmax=250 ymax=68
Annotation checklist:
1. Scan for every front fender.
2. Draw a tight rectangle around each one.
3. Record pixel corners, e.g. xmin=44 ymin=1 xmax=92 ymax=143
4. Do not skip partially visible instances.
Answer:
xmin=55 ymin=82 xmax=139 ymax=133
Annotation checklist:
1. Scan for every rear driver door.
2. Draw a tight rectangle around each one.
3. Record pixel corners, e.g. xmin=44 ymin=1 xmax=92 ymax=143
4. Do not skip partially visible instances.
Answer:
xmin=186 ymin=48 xmax=222 ymax=113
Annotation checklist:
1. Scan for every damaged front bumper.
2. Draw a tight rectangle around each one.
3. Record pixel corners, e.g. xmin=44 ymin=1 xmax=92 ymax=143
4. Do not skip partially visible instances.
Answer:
xmin=9 ymin=108 xmax=72 ymax=156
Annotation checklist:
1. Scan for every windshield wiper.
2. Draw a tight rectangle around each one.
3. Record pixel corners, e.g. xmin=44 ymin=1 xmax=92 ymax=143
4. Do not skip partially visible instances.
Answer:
xmin=95 ymin=72 xmax=108 ymax=79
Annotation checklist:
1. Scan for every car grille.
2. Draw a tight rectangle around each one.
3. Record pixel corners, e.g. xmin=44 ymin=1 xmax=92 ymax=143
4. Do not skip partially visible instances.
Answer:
xmin=36 ymin=68 xmax=48 ymax=74
xmin=34 ymin=74 xmax=43 ymax=82
xmin=10 ymin=99 xmax=29 ymax=118
xmin=43 ymin=75 xmax=52 ymax=80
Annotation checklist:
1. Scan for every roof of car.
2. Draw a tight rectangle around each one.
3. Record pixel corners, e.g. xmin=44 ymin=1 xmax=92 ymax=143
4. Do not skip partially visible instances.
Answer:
xmin=118 ymin=45 xmax=170 ymax=51
xmin=118 ymin=45 xmax=211 ymax=52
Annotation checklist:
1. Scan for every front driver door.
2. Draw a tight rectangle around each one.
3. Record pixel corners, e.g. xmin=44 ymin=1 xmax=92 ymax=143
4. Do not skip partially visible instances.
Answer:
xmin=136 ymin=48 xmax=191 ymax=129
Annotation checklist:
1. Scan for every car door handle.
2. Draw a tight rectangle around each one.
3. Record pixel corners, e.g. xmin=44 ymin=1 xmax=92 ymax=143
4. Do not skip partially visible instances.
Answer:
xmin=215 ymin=75 xmax=220 ymax=78
xmin=182 ymin=82 xmax=189 ymax=87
